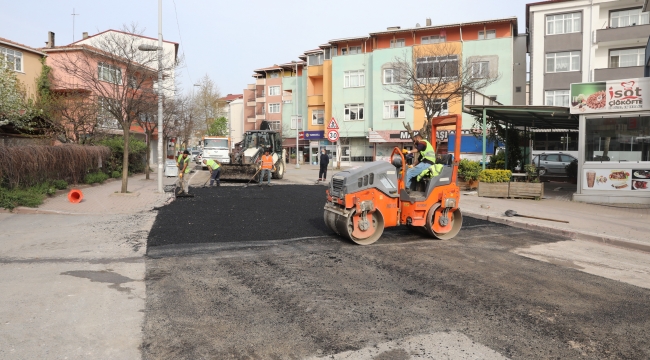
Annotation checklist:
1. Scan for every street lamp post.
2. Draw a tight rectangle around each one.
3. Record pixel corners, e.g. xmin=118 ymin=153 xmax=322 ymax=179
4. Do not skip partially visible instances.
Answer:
xmin=138 ymin=0 xmax=164 ymax=193
xmin=293 ymin=61 xmax=300 ymax=169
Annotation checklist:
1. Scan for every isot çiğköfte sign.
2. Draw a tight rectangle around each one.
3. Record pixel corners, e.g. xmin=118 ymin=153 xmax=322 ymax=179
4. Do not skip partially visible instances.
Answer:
xmin=570 ymin=78 xmax=648 ymax=114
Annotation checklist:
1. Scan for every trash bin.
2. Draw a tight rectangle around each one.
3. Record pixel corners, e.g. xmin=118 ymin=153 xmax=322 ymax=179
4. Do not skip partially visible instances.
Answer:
xmin=164 ymin=160 xmax=178 ymax=177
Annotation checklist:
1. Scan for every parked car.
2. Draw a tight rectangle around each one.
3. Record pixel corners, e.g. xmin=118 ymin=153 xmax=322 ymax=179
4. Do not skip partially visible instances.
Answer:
xmin=532 ymin=153 xmax=577 ymax=176
xmin=195 ymin=152 xmax=203 ymax=164
xmin=190 ymin=151 xmax=200 ymax=162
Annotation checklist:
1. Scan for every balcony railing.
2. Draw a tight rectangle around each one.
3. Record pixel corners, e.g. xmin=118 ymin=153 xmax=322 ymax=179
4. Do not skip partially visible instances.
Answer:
xmin=594 ymin=66 xmax=644 ymax=81
xmin=596 ymin=24 xmax=650 ymax=43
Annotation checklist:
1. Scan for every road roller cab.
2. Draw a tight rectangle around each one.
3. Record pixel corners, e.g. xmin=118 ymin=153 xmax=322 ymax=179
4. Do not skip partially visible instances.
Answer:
xmin=324 ymin=114 xmax=463 ymax=245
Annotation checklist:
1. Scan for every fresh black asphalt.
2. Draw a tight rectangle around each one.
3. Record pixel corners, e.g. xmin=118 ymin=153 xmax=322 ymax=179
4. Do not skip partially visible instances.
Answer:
xmin=147 ymin=185 xmax=490 ymax=248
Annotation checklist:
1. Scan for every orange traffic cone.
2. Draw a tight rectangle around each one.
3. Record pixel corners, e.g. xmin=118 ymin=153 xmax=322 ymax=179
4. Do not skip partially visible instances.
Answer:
xmin=68 ymin=189 xmax=83 ymax=203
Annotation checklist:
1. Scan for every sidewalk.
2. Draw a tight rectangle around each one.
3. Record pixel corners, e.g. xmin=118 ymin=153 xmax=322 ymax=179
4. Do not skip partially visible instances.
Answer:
xmin=7 ymin=172 xmax=173 ymax=215
xmin=460 ymin=192 xmax=650 ymax=253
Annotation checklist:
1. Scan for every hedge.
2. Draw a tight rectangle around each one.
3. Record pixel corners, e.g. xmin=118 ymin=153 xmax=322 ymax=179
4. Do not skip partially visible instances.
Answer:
xmin=479 ymin=169 xmax=512 ymax=183
xmin=0 ymin=145 xmax=110 ymax=189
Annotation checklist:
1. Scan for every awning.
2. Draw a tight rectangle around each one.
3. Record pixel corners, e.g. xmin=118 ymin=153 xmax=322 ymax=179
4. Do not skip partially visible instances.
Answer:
xmin=368 ymin=130 xmax=417 ymax=143
xmin=282 ymin=138 xmax=309 ymax=147
xmin=464 ymin=105 xmax=579 ymax=130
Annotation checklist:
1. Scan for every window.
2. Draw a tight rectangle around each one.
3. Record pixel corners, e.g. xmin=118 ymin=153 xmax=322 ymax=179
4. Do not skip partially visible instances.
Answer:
xmin=610 ymin=48 xmax=644 ymax=68
xmin=268 ymin=85 xmax=281 ymax=96
xmin=290 ymin=116 xmax=303 ymax=130
xmin=312 ymin=109 xmax=324 ymax=125
xmin=342 ymin=46 xmax=361 ymax=55
xmin=432 ymin=99 xmax=448 ymax=116
xmin=545 ymin=90 xmax=570 ymax=107
xmin=268 ymin=121 xmax=281 ymax=131
xmin=98 ymin=62 xmax=123 ymax=84
xmin=421 ymin=35 xmax=445 ymax=44
xmin=308 ymin=53 xmax=323 ymax=66
xmin=546 ymin=12 xmax=581 ymax=35
xmin=344 ymin=70 xmax=365 ymax=88
xmin=344 ymin=104 xmax=364 ymax=121
xmin=610 ymin=8 xmax=649 ymax=28
xmin=98 ymin=97 xmax=119 ymax=128
xmin=546 ymin=51 xmax=580 ymax=72
xmin=585 ymin=116 xmax=650 ymax=162
xmin=384 ymin=68 xmax=400 ymax=84
xmin=416 ymin=55 xmax=458 ymax=80
xmin=383 ymin=101 xmax=405 ymax=119
xmin=324 ymin=48 xmax=332 ymax=60
xmin=478 ymin=30 xmax=496 ymax=39
xmin=471 ymin=61 xmax=490 ymax=78
xmin=0 ymin=46 xmax=23 ymax=72
xmin=269 ymin=72 xmax=280 ymax=78
xmin=128 ymin=74 xmax=137 ymax=89
xmin=268 ymin=103 xmax=280 ymax=113
xmin=390 ymin=39 xmax=405 ymax=48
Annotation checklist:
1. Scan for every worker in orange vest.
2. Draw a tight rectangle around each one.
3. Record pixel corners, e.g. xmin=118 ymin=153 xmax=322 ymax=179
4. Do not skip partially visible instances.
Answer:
xmin=258 ymin=149 xmax=275 ymax=187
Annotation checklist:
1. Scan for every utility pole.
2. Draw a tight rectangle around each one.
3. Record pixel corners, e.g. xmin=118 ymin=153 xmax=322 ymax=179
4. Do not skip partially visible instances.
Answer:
xmin=156 ymin=0 xmax=164 ymax=193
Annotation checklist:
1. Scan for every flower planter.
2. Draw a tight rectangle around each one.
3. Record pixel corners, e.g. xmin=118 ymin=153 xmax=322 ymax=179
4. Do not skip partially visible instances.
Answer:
xmin=478 ymin=182 xmax=509 ymax=198
xmin=508 ymin=182 xmax=544 ymax=199
xmin=458 ymin=179 xmax=479 ymax=190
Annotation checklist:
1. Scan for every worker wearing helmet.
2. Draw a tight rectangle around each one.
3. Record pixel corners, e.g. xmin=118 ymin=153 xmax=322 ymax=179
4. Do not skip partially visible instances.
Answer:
xmin=176 ymin=150 xmax=191 ymax=194
xmin=405 ymin=134 xmax=436 ymax=189
xmin=258 ymin=149 xmax=275 ymax=187
xmin=202 ymin=158 xmax=221 ymax=187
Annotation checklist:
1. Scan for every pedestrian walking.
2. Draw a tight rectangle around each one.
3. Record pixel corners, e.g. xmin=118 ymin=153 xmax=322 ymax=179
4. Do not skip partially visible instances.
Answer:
xmin=318 ymin=148 xmax=329 ymax=181
xmin=177 ymin=150 xmax=191 ymax=194
xmin=202 ymin=158 xmax=221 ymax=187
xmin=258 ymin=149 xmax=274 ymax=187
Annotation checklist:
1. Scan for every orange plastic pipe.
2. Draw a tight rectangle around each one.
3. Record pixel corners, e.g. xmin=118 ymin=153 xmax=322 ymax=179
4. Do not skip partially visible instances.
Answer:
xmin=68 ymin=189 xmax=83 ymax=203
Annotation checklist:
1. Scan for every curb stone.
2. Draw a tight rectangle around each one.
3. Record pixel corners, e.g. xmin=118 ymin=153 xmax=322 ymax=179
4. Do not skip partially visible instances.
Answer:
xmin=463 ymin=210 xmax=650 ymax=254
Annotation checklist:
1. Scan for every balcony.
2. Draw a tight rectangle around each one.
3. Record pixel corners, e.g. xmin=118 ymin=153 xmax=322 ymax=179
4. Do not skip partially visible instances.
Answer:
xmin=308 ymin=95 xmax=324 ymax=106
xmin=594 ymin=66 xmax=644 ymax=81
xmin=256 ymin=78 xmax=266 ymax=85
xmin=256 ymin=114 xmax=265 ymax=120
xmin=247 ymin=84 xmax=255 ymax=90
xmin=256 ymin=95 xmax=266 ymax=103
xmin=308 ymin=65 xmax=323 ymax=77
xmin=247 ymin=99 xmax=256 ymax=107
xmin=247 ymin=117 xmax=256 ymax=123
xmin=596 ymin=24 xmax=650 ymax=44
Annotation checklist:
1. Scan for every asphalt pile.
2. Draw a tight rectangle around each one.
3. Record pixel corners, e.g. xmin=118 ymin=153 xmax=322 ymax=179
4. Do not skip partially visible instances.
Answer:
xmin=148 ymin=185 xmax=331 ymax=247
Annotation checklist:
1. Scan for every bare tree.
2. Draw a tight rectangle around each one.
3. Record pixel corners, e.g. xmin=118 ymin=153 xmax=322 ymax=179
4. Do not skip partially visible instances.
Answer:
xmin=49 ymin=91 xmax=101 ymax=144
xmin=193 ymin=74 xmax=223 ymax=136
xmin=386 ymin=43 xmax=499 ymax=141
xmin=50 ymin=24 xmax=176 ymax=192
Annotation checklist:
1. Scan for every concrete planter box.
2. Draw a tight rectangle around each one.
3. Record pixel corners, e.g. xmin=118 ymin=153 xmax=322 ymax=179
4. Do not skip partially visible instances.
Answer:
xmin=478 ymin=182 xmax=509 ymax=198
xmin=509 ymin=182 xmax=544 ymax=199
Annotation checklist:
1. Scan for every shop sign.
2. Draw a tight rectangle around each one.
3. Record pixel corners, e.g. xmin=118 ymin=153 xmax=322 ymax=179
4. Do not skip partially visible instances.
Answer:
xmin=299 ymin=130 xmax=324 ymax=140
xmin=583 ymin=169 xmax=650 ymax=191
xmin=570 ymin=78 xmax=650 ymax=114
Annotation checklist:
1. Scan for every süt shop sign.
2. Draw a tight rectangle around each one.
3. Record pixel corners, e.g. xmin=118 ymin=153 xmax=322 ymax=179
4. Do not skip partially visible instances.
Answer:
xmin=570 ymin=77 xmax=650 ymax=114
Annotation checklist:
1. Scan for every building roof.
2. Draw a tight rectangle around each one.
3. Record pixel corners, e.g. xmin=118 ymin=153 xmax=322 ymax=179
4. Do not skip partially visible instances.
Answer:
xmin=303 ymin=48 xmax=323 ymax=55
xmin=0 ymin=37 xmax=47 ymax=56
xmin=253 ymin=65 xmax=283 ymax=72
xmin=41 ymin=44 xmax=158 ymax=74
xmin=328 ymin=35 xmax=369 ymax=43
xmin=71 ymin=29 xmax=179 ymax=60
xmin=369 ymin=17 xmax=519 ymax=36
xmin=220 ymin=94 xmax=243 ymax=102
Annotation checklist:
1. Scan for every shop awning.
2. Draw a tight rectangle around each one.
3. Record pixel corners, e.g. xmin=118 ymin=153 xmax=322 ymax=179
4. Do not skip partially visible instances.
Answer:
xmin=282 ymin=138 xmax=309 ymax=147
xmin=368 ymin=130 xmax=416 ymax=143
xmin=463 ymin=105 xmax=580 ymax=169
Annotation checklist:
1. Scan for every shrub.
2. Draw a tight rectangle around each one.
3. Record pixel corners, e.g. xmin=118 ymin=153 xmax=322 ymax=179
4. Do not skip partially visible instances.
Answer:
xmin=0 ymin=144 xmax=110 ymax=189
xmin=84 ymin=172 xmax=110 ymax=184
xmin=52 ymin=180 xmax=68 ymax=190
xmin=111 ymin=171 xmax=121 ymax=179
xmin=524 ymin=164 xmax=540 ymax=183
xmin=97 ymin=136 xmax=148 ymax=174
xmin=479 ymin=169 xmax=512 ymax=183
xmin=0 ymin=182 xmax=61 ymax=210
xmin=458 ymin=159 xmax=482 ymax=182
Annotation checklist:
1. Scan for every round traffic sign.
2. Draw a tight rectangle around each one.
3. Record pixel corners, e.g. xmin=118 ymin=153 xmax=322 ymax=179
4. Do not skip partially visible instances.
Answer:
xmin=327 ymin=129 xmax=339 ymax=142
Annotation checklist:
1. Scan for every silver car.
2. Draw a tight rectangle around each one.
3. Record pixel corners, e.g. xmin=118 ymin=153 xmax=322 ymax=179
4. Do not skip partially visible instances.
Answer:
xmin=532 ymin=153 xmax=577 ymax=176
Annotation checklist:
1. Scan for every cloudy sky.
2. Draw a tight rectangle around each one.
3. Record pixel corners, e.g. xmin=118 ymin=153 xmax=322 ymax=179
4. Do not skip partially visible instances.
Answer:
xmin=2 ymin=0 xmax=532 ymax=96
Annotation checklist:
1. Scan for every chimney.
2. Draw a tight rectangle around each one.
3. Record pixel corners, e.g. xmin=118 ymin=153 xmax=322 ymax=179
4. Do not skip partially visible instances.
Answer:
xmin=82 ymin=32 xmax=88 ymax=39
xmin=47 ymin=31 xmax=55 ymax=48
xmin=426 ymin=18 xmax=432 ymax=26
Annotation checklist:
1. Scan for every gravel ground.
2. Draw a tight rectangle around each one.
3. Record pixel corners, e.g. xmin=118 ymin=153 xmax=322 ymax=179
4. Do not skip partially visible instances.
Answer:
xmin=143 ymin=187 xmax=650 ymax=359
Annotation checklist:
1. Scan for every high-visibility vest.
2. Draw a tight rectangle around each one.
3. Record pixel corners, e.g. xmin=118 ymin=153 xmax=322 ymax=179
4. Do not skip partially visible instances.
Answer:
xmin=206 ymin=159 xmax=220 ymax=170
xmin=177 ymin=154 xmax=191 ymax=173
xmin=417 ymin=163 xmax=444 ymax=182
xmin=261 ymin=155 xmax=274 ymax=170
xmin=418 ymin=140 xmax=436 ymax=164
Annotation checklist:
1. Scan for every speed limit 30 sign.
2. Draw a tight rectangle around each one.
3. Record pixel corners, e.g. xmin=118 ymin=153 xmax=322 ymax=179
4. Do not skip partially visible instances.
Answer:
xmin=327 ymin=129 xmax=339 ymax=142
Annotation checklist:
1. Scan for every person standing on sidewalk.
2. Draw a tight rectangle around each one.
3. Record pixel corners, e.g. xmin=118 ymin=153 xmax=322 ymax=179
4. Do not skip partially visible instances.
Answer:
xmin=318 ymin=148 xmax=329 ymax=182
xmin=202 ymin=158 xmax=221 ymax=187
xmin=176 ymin=150 xmax=191 ymax=194
xmin=258 ymin=149 xmax=275 ymax=187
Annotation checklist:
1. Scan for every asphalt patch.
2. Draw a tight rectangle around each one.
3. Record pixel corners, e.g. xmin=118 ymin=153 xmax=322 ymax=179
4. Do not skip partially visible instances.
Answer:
xmin=148 ymin=185 xmax=331 ymax=247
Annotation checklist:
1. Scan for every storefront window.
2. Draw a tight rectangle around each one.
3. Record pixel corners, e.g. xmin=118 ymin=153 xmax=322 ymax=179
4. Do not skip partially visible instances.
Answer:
xmin=585 ymin=116 xmax=650 ymax=162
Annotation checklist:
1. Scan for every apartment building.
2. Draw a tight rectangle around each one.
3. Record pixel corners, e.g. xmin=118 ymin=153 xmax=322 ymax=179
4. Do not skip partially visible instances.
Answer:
xmin=0 ymin=36 xmax=47 ymax=101
xmin=528 ymin=0 xmax=650 ymax=106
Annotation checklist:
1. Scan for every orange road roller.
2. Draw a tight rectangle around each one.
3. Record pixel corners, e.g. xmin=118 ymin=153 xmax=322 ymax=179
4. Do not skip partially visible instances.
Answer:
xmin=324 ymin=114 xmax=463 ymax=245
